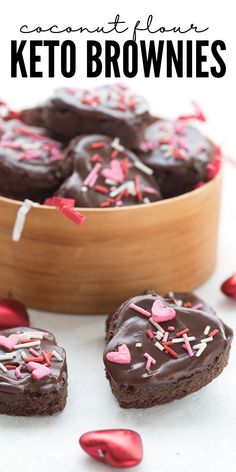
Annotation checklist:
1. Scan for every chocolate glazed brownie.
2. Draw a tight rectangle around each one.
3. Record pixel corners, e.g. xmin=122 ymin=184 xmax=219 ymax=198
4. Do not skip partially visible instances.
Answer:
xmin=25 ymin=83 xmax=150 ymax=148
xmin=0 ymin=327 xmax=67 ymax=416
xmin=0 ymin=120 xmax=71 ymax=203
xmin=138 ymin=119 xmax=221 ymax=198
xmin=104 ymin=293 xmax=233 ymax=408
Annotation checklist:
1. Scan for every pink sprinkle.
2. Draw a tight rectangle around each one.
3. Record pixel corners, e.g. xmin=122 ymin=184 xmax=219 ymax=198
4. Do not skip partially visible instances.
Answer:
xmin=144 ymin=353 xmax=156 ymax=371
xmin=83 ymin=163 xmax=102 ymax=187
xmin=168 ymin=326 xmax=175 ymax=331
xmin=192 ymin=303 xmax=203 ymax=310
xmin=143 ymin=187 xmax=158 ymax=195
xmin=183 ymin=334 xmax=194 ymax=357
xmin=162 ymin=332 xmax=169 ymax=343
xmin=130 ymin=303 xmax=151 ymax=318
xmin=15 ymin=366 xmax=22 ymax=379
xmin=29 ymin=348 xmax=40 ymax=357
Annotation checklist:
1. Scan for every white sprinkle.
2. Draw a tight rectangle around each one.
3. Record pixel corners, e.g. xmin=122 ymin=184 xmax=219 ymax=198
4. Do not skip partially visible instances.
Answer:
xmin=12 ymin=199 xmax=39 ymax=242
xmin=143 ymin=197 xmax=150 ymax=204
xmin=160 ymin=144 xmax=172 ymax=151
xmin=52 ymin=350 xmax=63 ymax=362
xmin=149 ymin=317 xmax=165 ymax=333
xmin=21 ymin=350 xmax=27 ymax=360
xmin=204 ymin=325 xmax=211 ymax=335
xmin=14 ymin=340 xmax=41 ymax=349
xmin=176 ymin=299 xmax=183 ymax=307
xmin=105 ymin=178 xmax=118 ymax=186
xmin=155 ymin=331 xmax=163 ymax=340
xmin=0 ymin=352 xmax=16 ymax=361
xmin=98 ymin=449 xmax=105 ymax=458
xmin=81 ymin=186 xmax=88 ymax=192
xmin=110 ymin=181 xmax=135 ymax=198
xmin=201 ymin=336 xmax=213 ymax=343
xmin=172 ymin=336 xmax=196 ymax=344
xmin=18 ymin=332 xmax=44 ymax=341
xmin=195 ymin=343 xmax=207 ymax=357
xmin=0 ymin=363 xmax=7 ymax=373
xmin=168 ymin=291 xmax=174 ymax=298
xmin=111 ymin=137 xmax=124 ymax=152
xmin=134 ymin=161 xmax=153 ymax=176
xmin=135 ymin=343 xmax=142 ymax=348
xmin=154 ymin=340 xmax=164 ymax=352
xmin=193 ymin=343 xmax=203 ymax=349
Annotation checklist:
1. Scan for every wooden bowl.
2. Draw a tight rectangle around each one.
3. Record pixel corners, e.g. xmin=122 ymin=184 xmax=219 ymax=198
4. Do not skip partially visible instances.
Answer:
xmin=0 ymin=170 xmax=222 ymax=314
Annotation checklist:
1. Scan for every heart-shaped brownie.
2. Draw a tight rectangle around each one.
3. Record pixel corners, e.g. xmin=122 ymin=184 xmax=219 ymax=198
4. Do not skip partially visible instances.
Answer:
xmin=104 ymin=292 xmax=233 ymax=408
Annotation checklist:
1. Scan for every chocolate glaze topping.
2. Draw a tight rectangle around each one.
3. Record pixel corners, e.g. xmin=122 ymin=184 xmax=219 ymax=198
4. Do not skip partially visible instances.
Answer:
xmin=104 ymin=293 xmax=233 ymax=386
xmin=57 ymin=134 xmax=162 ymax=207
xmin=0 ymin=327 xmax=67 ymax=394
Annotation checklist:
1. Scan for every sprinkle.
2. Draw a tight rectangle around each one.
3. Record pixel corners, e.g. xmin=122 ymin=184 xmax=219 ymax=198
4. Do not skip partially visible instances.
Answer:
xmin=204 ymin=325 xmax=211 ymax=335
xmin=163 ymin=344 xmax=178 ymax=358
xmin=90 ymin=153 xmax=104 ymax=163
xmin=18 ymin=332 xmax=44 ymax=341
xmin=208 ymin=329 xmax=219 ymax=337
xmin=42 ymin=351 xmax=51 ymax=366
xmin=109 ymin=182 xmax=133 ymax=198
xmin=172 ymin=336 xmax=195 ymax=343
xmin=162 ymin=332 xmax=169 ymax=343
xmin=155 ymin=331 xmax=164 ymax=340
xmin=83 ymin=163 xmax=102 ymax=188
xmin=173 ymin=148 xmax=188 ymax=160
xmin=21 ymin=350 xmax=27 ymax=360
xmin=134 ymin=175 xmax=142 ymax=202
xmin=5 ymin=364 xmax=17 ymax=370
xmin=59 ymin=206 xmax=86 ymax=225
xmin=95 ymin=185 xmax=109 ymax=194
xmin=91 ymin=141 xmax=107 ymax=149
xmin=134 ymin=161 xmax=153 ymax=176
xmin=201 ymin=336 xmax=213 ymax=343
xmin=44 ymin=197 xmax=75 ymax=208
xmin=111 ymin=149 xmax=119 ymax=159
xmin=144 ymin=353 xmax=156 ymax=371
xmin=15 ymin=366 xmax=22 ymax=379
xmin=183 ymin=333 xmax=194 ymax=357
xmin=0 ymin=363 xmax=7 ymax=373
xmin=130 ymin=303 xmax=151 ymax=318
xmin=163 ymin=341 xmax=173 ymax=346
xmin=29 ymin=348 xmax=40 ymax=357
xmin=14 ymin=340 xmax=41 ymax=349
xmin=143 ymin=186 xmax=157 ymax=195
xmin=24 ymin=356 xmax=44 ymax=363
xmin=105 ymin=178 xmax=118 ymax=186
xmin=154 ymin=340 xmax=164 ymax=352
xmin=12 ymin=199 xmax=39 ymax=242
xmin=135 ymin=343 xmax=142 ymax=348
xmin=81 ymin=186 xmax=88 ymax=192
xmin=146 ymin=329 xmax=154 ymax=340
xmin=149 ymin=318 xmax=165 ymax=334
xmin=183 ymin=302 xmax=192 ymax=308
xmin=176 ymin=328 xmax=189 ymax=337
xmin=52 ymin=350 xmax=63 ymax=362
xmin=111 ymin=137 xmax=124 ymax=152
xmin=195 ymin=343 xmax=207 ymax=357
xmin=168 ymin=326 xmax=175 ymax=331
xmin=0 ymin=352 xmax=16 ymax=361
xmin=100 ymin=200 xmax=113 ymax=208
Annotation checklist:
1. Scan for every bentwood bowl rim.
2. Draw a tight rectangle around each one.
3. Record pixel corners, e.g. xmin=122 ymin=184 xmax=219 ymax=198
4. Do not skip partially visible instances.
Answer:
xmin=0 ymin=168 xmax=223 ymax=213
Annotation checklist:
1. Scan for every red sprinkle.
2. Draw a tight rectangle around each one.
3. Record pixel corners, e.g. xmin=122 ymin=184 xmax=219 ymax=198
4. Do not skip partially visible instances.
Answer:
xmin=95 ymin=185 xmax=109 ymax=195
xmin=5 ymin=365 xmax=17 ymax=370
xmin=114 ymin=188 xmax=128 ymax=204
xmin=24 ymin=356 xmax=44 ymax=363
xmin=91 ymin=141 xmax=107 ymax=149
xmin=42 ymin=351 xmax=51 ymax=367
xmin=90 ymin=153 xmax=104 ymax=164
xmin=146 ymin=329 xmax=154 ymax=340
xmin=59 ymin=206 xmax=86 ymax=225
xmin=176 ymin=328 xmax=189 ymax=337
xmin=173 ymin=148 xmax=187 ymax=160
xmin=208 ymin=329 xmax=219 ymax=337
xmin=44 ymin=196 xmax=75 ymax=208
xmin=163 ymin=344 xmax=178 ymax=358
xmin=134 ymin=175 xmax=143 ymax=202
xmin=111 ymin=149 xmax=119 ymax=159
xmin=183 ymin=302 xmax=192 ymax=308
xmin=162 ymin=341 xmax=173 ymax=346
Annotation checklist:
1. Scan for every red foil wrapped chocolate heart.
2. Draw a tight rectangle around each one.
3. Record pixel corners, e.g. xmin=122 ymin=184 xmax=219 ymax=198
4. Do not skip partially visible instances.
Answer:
xmin=221 ymin=274 xmax=236 ymax=299
xmin=0 ymin=299 xmax=29 ymax=329
xmin=79 ymin=429 xmax=143 ymax=468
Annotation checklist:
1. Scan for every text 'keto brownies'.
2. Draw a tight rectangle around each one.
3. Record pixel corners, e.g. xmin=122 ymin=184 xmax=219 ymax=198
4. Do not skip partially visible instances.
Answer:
xmin=0 ymin=327 xmax=67 ymax=416
xmin=104 ymin=293 xmax=233 ymax=408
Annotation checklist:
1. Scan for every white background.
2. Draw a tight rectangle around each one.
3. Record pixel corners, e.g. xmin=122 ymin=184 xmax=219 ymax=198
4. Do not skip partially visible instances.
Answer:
xmin=0 ymin=1 xmax=236 ymax=471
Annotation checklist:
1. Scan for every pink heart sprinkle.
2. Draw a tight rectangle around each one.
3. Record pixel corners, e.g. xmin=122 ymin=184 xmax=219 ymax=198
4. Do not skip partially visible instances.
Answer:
xmin=101 ymin=160 xmax=124 ymax=183
xmin=0 ymin=334 xmax=19 ymax=352
xmin=106 ymin=344 xmax=131 ymax=364
xmin=28 ymin=361 xmax=51 ymax=380
xmin=151 ymin=300 xmax=176 ymax=323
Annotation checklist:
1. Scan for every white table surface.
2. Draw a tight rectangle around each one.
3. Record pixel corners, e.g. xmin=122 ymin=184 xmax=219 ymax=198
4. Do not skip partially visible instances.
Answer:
xmin=0 ymin=162 xmax=235 ymax=472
